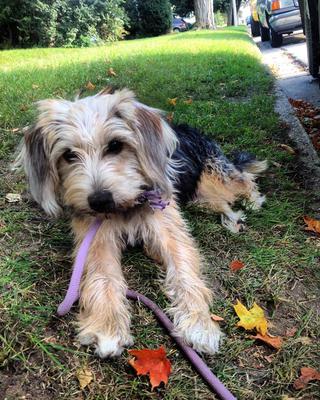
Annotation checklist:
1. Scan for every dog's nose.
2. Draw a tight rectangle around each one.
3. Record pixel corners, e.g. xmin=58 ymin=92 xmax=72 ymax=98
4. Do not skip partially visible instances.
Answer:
xmin=88 ymin=190 xmax=115 ymax=213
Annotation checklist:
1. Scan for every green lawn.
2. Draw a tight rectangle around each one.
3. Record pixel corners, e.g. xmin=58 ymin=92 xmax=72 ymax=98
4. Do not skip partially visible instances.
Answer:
xmin=1 ymin=26 xmax=320 ymax=400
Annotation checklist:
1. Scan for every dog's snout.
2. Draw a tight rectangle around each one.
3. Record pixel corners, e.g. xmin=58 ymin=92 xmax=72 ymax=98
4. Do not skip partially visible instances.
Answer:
xmin=88 ymin=190 xmax=115 ymax=213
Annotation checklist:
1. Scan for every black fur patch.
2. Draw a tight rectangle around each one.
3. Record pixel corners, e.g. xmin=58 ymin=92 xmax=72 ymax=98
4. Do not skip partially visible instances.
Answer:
xmin=172 ymin=124 xmax=255 ymax=203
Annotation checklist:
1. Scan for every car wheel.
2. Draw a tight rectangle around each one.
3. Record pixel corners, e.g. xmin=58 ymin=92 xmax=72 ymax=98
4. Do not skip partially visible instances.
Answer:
xmin=259 ymin=22 xmax=270 ymax=42
xmin=173 ymin=28 xmax=180 ymax=33
xmin=304 ymin=0 xmax=320 ymax=77
xmin=250 ymin=17 xmax=260 ymax=37
xmin=269 ymin=27 xmax=283 ymax=47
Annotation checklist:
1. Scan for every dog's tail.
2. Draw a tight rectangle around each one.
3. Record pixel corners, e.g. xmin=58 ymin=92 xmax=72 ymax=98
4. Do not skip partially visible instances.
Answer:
xmin=231 ymin=151 xmax=268 ymax=175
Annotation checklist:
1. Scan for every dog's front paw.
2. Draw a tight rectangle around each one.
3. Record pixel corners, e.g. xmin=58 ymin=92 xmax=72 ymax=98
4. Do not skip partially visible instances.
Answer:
xmin=174 ymin=314 xmax=223 ymax=355
xmin=78 ymin=331 xmax=134 ymax=358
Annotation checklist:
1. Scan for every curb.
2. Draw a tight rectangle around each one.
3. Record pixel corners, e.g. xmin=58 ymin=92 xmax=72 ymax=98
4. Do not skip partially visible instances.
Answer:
xmin=275 ymin=84 xmax=320 ymax=189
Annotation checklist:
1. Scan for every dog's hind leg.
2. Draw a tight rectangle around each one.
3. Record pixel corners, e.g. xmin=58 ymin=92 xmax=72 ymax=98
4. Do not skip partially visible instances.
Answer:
xmin=144 ymin=202 xmax=223 ymax=355
xmin=74 ymin=218 xmax=133 ymax=358
xmin=194 ymin=171 xmax=247 ymax=233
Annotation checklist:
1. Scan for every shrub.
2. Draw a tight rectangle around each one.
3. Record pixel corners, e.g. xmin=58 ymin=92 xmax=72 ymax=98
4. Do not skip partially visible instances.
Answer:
xmin=125 ymin=0 xmax=172 ymax=37
xmin=0 ymin=0 xmax=127 ymax=48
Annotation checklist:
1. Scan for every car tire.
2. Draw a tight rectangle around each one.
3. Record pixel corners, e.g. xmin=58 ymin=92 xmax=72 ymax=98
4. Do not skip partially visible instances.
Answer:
xmin=304 ymin=0 xmax=320 ymax=77
xmin=259 ymin=22 xmax=270 ymax=41
xmin=269 ymin=27 xmax=283 ymax=47
xmin=250 ymin=16 xmax=260 ymax=37
xmin=173 ymin=28 xmax=180 ymax=33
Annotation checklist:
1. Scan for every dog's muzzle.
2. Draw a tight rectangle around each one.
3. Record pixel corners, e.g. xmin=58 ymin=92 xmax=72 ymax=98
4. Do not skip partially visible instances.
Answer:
xmin=88 ymin=190 xmax=115 ymax=213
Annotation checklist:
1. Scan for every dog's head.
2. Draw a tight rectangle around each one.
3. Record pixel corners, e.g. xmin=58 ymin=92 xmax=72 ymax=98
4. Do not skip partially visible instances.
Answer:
xmin=17 ymin=88 xmax=177 ymax=216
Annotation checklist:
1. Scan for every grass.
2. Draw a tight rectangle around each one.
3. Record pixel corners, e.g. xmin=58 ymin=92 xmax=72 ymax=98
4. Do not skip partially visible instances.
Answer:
xmin=0 ymin=26 xmax=320 ymax=399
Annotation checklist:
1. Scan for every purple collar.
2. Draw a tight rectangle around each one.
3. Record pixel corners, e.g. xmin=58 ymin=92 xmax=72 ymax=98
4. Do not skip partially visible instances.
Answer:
xmin=137 ymin=189 xmax=169 ymax=211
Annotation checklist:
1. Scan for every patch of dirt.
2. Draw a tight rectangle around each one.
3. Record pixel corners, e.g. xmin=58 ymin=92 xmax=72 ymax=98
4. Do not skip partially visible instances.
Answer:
xmin=0 ymin=371 xmax=56 ymax=400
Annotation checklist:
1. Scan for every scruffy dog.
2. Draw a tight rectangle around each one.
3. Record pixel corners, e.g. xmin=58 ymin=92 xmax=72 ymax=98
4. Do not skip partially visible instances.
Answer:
xmin=16 ymin=88 xmax=266 ymax=357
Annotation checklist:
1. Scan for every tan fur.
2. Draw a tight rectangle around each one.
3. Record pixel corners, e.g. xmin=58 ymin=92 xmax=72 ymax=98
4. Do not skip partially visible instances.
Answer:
xmin=196 ymin=168 xmax=266 ymax=233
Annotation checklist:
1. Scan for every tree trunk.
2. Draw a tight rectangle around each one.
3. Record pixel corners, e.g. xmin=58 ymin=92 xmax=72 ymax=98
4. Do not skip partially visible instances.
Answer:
xmin=194 ymin=0 xmax=216 ymax=29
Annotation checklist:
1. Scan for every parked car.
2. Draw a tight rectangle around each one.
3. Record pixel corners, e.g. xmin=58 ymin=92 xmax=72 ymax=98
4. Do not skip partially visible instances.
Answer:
xmin=173 ymin=17 xmax=188 ymax=33
xmin=256 ymin=0 xmax=303 ymax=47
xmin=250 ymin=0 xmax=261 ymax=37
xmin=298 ymin=0 xmax=320 ymax=77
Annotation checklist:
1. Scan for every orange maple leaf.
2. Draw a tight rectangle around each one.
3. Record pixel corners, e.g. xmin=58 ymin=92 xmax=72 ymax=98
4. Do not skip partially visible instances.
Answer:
xmin=229 ymin=259 xmax=245 ymax=272
xmin=183 ymin=98 xmax=193 ymax=105
xmin=303 ymin=216 xmax=320 ymax=234
xmin=128 ymin=346 xmax=171 ymax=390
xmin=250 ymin=333 xmax=283 ymax=350
xmin=293 ymin=367 xmax=320 ymax=390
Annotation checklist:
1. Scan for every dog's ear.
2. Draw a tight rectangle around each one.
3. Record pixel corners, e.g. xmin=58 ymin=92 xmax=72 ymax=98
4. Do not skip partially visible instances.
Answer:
xmin=133 ymin=104 xmax=177 ymax=200
xmin=17 ymin=125 xmax=61 ymax=216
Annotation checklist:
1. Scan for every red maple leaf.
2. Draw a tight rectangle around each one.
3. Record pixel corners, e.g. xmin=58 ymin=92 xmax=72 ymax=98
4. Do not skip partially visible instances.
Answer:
xmin=128 ymin=346 xmax=172 ymax=390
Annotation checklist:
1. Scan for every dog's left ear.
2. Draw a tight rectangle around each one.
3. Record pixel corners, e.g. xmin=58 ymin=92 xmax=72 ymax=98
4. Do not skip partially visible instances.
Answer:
xmin=15 ymin=125 xmax=61 ymax=216
xmin=133 ymin=104 xmax=177 ymax=199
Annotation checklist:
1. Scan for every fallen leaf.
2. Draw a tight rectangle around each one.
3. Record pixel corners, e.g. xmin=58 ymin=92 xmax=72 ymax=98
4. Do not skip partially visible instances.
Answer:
xmin=128 ymin=346 xmax=171 ymax=390
xmin=19 ymin=104 xmax=29 ymax=112
xmin=233 ymin=300 xmax=268 ymax=335
xmin=166 ymin=112 xmax=174 ymax=123
xmin=85 ymin=81 xmax=95 ymax=91
xmin=285 ymin=327 xmax=297 ymax=337
xmin=32 ymin=84 xmax=39 ymax=89
xmin=278 ymin=144 xmax=296 ymax=155
xmin=168 ymin=97 xmax=178 ymax=106
xmin=250 ymin=333 xmax=283 ymax=349
xmin=303 ymin=216 xmax=320 ymax=234
xmin=229 ymin=259 xmax=245 ymax=272
xmin=77 ymin=367 xmax=93 ymax=390
xmin=211 ymin=314 xmax=224 ymax=322
xmin=293 ymin=367 xmax=320 ymax=390
xmin=183 ymin=98 xmax=193 ymax=105
xmin=107 ymin=67 xmax=117 ymax=77
xmin=11 ymin=128 xmax=20 ymax=133
xmin=264 ymin=354 xmax=274 ymax=363
xmin=5 ymin=193 xmax=22 ymax=203
xmin=295 ymin=336 xmax=312 ymax=345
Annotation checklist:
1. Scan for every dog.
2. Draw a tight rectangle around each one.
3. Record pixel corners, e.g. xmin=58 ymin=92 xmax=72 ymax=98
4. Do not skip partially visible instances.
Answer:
xmin=15 ymin=88 xmax=266 ymax=357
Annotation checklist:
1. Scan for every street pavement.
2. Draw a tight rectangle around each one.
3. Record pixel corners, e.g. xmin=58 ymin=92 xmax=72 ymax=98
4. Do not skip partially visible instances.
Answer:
xmin=254 ymin=32 xmax=320 ymax=107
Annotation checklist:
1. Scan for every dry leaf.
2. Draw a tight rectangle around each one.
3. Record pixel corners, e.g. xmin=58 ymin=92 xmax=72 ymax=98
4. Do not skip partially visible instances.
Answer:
xmin=11 ymin=128 xmax=20 ymax=133
xmin=107 ymin=67 xmax=117 ymax=77
xmin=183 ymin=98 xmax=193 ymax=105
xmin=77 ymin=367 xmax=93 ymax=390
xmin=278 ymin=144 xmax=296 ymax=154
xmin=295 ymin=336 xmax=312 ymax=345
xmin=20 ymin=104 xmax=29 ymax=112
xmin=128 ymin=346 xmax=171 ymax=390
xmin=166 ymin=112 xmax=174 ymax=123
xmin=304 ymin=216 xmax=320 ymax=234
xmin=85 ymin=81 xmax=95 ymax=91
xmin=229 ymin=259 xmax=245 ymax=272
xmin=233 ymin=300 xmax=268 ymax=335
xmin=293 ymin=367 xmax=320 ymax=390
xmin=5 ymin=193 xmax=22 ymax=203
xmin=168 ymin=97 xmax=178 ymax=106
xmin=250 ymin=333 xmax=283 ymax=349
xmin=32 ymin=84 xmax=39 ymax=89
xmin=285 ymin=327 xmax=297 ymax=337
xmin=211 ymin=314 xmax=224 ymax=322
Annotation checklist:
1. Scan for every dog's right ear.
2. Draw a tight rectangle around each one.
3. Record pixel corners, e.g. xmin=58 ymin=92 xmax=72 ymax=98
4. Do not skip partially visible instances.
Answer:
xmin=15 ymin=125 xmax=61 ymax=217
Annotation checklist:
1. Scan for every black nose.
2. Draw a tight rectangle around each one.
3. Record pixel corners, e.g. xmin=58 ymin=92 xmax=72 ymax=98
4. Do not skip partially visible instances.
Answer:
xmin=88 ymin=190 xmax=115 ymax=213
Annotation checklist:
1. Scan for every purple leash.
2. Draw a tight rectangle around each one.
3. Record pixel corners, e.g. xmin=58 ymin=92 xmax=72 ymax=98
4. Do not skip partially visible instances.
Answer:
xmin=57 ymin=198 xmax=236 ymax=400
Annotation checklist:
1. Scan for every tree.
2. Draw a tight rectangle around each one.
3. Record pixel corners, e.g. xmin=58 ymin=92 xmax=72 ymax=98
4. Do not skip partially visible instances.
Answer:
xmin=194 ymin=0 xmax=215 ymax=29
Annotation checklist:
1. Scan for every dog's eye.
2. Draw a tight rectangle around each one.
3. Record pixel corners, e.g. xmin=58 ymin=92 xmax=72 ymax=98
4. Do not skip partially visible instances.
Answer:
xmin=63 ymin=149 xmax=78 ymax=163
xmin=106 ymin=140 xmax=123 ymax=155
